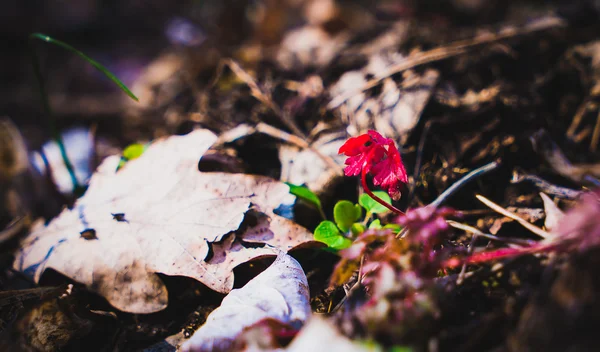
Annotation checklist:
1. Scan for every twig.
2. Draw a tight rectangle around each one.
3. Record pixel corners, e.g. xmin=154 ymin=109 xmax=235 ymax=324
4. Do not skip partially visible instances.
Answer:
xmin=399 ymin=161 xmax=501 ymax=239
xmin=510 ymin=169 xmax=582 ymax=199
xmin=475 ymin=194 xmax=551 ymax=239
xmin=224 ymin=59 xmax=343 ymax=175
xmin=567 ymin=97 xmax=591 ymax=140
xmin=256 ymin=123 xmax=343 ymax=175
xmin=224 ymin=59 xmax=306 ymax=138
xmin=448 ymin=219 xmax=537 ymax=284
xmin=457 ymin=233 xmax=478 ymax=286
xmin=531 ymin=129 xmax=600 ymax=184
xmin=217 ymin=122 xmax=343 ymax=176
xmin=447 ymin=220 xmax=534 ymax=247
xmin=330 ymin=256 xmax=365 ymax=314
xmin=0 ymin=217 xmax=27 ymax=245
xmin=428 ymin=161 xmax=500 ymax=209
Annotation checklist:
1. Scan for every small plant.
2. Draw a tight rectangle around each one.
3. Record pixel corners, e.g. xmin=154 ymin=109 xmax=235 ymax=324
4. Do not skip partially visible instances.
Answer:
xmin=117 ymin=143 xmax=147 ymax=171
xmin=312 ymin=193 xmax=404 ymax=250
xmin=338 ymin=130 xmax=408 ymax=214
xmin=287 ymin=182 xmax=402 ymax=250
xmin=288 ymin=131 xmax=409 ymax=250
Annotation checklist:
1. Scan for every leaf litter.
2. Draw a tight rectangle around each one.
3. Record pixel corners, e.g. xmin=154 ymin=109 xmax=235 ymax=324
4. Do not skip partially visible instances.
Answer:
xmin=14 ymin=129 xmax=314 ymax=313
xmin=5 ymin=1 xmax=600 ymax=351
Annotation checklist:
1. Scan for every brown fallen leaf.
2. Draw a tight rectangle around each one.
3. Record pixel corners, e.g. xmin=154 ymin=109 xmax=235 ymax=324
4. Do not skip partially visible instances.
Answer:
xmin=330 ymin=53 xmax=439 ymax=145
xmin=180 ymin=253 xmax=310 ymax=352
xmin=14 ymin=129 xmax=314 ymax=313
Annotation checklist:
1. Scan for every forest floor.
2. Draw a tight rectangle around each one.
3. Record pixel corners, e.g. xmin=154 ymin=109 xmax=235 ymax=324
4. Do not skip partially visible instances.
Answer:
xmin=2 ymin=1 xmax=600 ymax=351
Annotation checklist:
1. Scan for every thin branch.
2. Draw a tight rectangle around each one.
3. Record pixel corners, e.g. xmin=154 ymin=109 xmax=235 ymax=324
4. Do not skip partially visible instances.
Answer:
xmin=475 ymin=194 xmax=551 ymax=239
xmin=429 ymin=161 xmax=500 ymax=209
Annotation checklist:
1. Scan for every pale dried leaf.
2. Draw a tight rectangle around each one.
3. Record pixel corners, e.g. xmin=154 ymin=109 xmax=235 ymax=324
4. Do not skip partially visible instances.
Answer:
xmin=276 ymin=26 xmax=349 ymax=70
xmin=540 ymin=192 xmax=564 ymax=234
xmin=285 ymin=317 xmax=370 ymax=352
xmin=279 ymin=131 xmax=346 ymax=193
xmin=180 ymin=253 xmax=310 ymax=352
xmin=331 ymin=53 xmax=439 ymax=144
xmin=14 ymin=130 xmax=313 ymax=313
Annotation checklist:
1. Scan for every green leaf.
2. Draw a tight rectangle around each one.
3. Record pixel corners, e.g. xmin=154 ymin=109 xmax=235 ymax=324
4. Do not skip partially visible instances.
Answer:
xmin=368 ymin=219 xmax=382 ymax=230
xmin=123 ymin=143 xmax=146 ymax=161
xmin=383 ymin=223 xmax=403 ymax=234
xmin=30 ymin=33 xmax=139 ymax=101
xmin=351 ymin=223 xmax=365 ymax=236
xmin=285 ymin=183 xmax=323 ymax=212
xmin=359 ymin=191 xmax=393 ymax=214
xmin=333 ymin=200 xmax=362 ymax=232
xmin=314 ymin=221 xmax=352 ymax=250
xmin=118 ymin=143 xmax=147 ymax=171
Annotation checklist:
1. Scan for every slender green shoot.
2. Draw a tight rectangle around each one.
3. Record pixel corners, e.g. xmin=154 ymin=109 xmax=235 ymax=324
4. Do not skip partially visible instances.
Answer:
xmin=30 ymin=33 xmax=139 ymax=101
xmin=29 ymin=33 xmax=139 ymax=195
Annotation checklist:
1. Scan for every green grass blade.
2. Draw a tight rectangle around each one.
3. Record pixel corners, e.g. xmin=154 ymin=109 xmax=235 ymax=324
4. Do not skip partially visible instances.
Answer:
xmin=29 ymin=32 xmax=139 ymax=195
xmin=30 ymin=33 xmax=139 ymax=102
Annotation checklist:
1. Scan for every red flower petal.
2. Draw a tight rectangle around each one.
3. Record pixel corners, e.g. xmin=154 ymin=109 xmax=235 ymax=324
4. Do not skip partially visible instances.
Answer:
xmin=338 ymin=134 xmax=371 ymax=156
xmin=371 ymin=143 xmax=408 ymax=199
xmin=338 ymin=130 xmax=408 ymax=200
xmin=367 ymin=130 xmax=388 ymax=144
xmin=343 ymin=154 xmax=368 ymax=176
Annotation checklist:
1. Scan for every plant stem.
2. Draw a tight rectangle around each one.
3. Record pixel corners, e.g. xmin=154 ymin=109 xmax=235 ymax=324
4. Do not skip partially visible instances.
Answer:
xmin=360 ymin=167 xmax=404 ymax=215
xmin=29 ymin=36 xmax=80 ymax=193
xmin=428 ymin=161 xmax=500 ymax=209
xmin=29 ymin=33 xmax=139 ymax=196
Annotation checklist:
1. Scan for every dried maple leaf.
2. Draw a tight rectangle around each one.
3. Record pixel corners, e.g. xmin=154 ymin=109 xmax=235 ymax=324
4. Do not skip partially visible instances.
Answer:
xmin=14 ymin=130 xmax=314 ymax=313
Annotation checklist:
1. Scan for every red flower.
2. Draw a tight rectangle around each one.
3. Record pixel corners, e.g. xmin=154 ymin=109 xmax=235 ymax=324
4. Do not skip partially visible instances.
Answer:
xmin=339 ymin=130 xmax=408 ymax=201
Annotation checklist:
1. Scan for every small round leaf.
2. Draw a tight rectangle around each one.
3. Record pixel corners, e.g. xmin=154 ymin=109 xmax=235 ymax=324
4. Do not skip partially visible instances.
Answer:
xmin=333 ymin=200 xmax=362 ymax=232
xmin=359 ymin=191 xmax=393 ymax=214
xmin=314 ymin=221 xmax=352 ymax=250
xmin=368 ymin=219 xmax=382 ymax=230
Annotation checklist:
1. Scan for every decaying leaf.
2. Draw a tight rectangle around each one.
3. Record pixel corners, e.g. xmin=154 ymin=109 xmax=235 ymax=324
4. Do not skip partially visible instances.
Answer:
xmin=14 ymin=130 xmax=314 ymax=313
xmin=180 ymin=253 xmax=310 ymax=352
xmin=330 ymin=53 xmax=439 ymax=145
xmin=279 ymin=130 xmax=346 ymax=193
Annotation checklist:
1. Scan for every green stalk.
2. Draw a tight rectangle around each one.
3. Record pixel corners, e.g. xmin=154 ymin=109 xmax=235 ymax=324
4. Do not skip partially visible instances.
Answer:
xmin=29 ymin=33 xmax=139 ymax=195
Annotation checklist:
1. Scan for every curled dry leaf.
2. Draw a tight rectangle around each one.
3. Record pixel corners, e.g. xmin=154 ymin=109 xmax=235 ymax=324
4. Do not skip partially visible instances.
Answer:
xmin=180 ymin=253 xmax=310 ymax=352
xmin=14 ymin=130 xmax=314 ymax=313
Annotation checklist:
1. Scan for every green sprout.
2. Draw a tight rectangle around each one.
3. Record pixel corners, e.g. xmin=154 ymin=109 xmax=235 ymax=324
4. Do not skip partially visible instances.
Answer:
xmin=29 ymin=33 xmax=138 ymax=194
xmin=287 ymin=185 xmax=402 ymax=251
xmin=117 ymin=143 xmax=147 ymax=171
